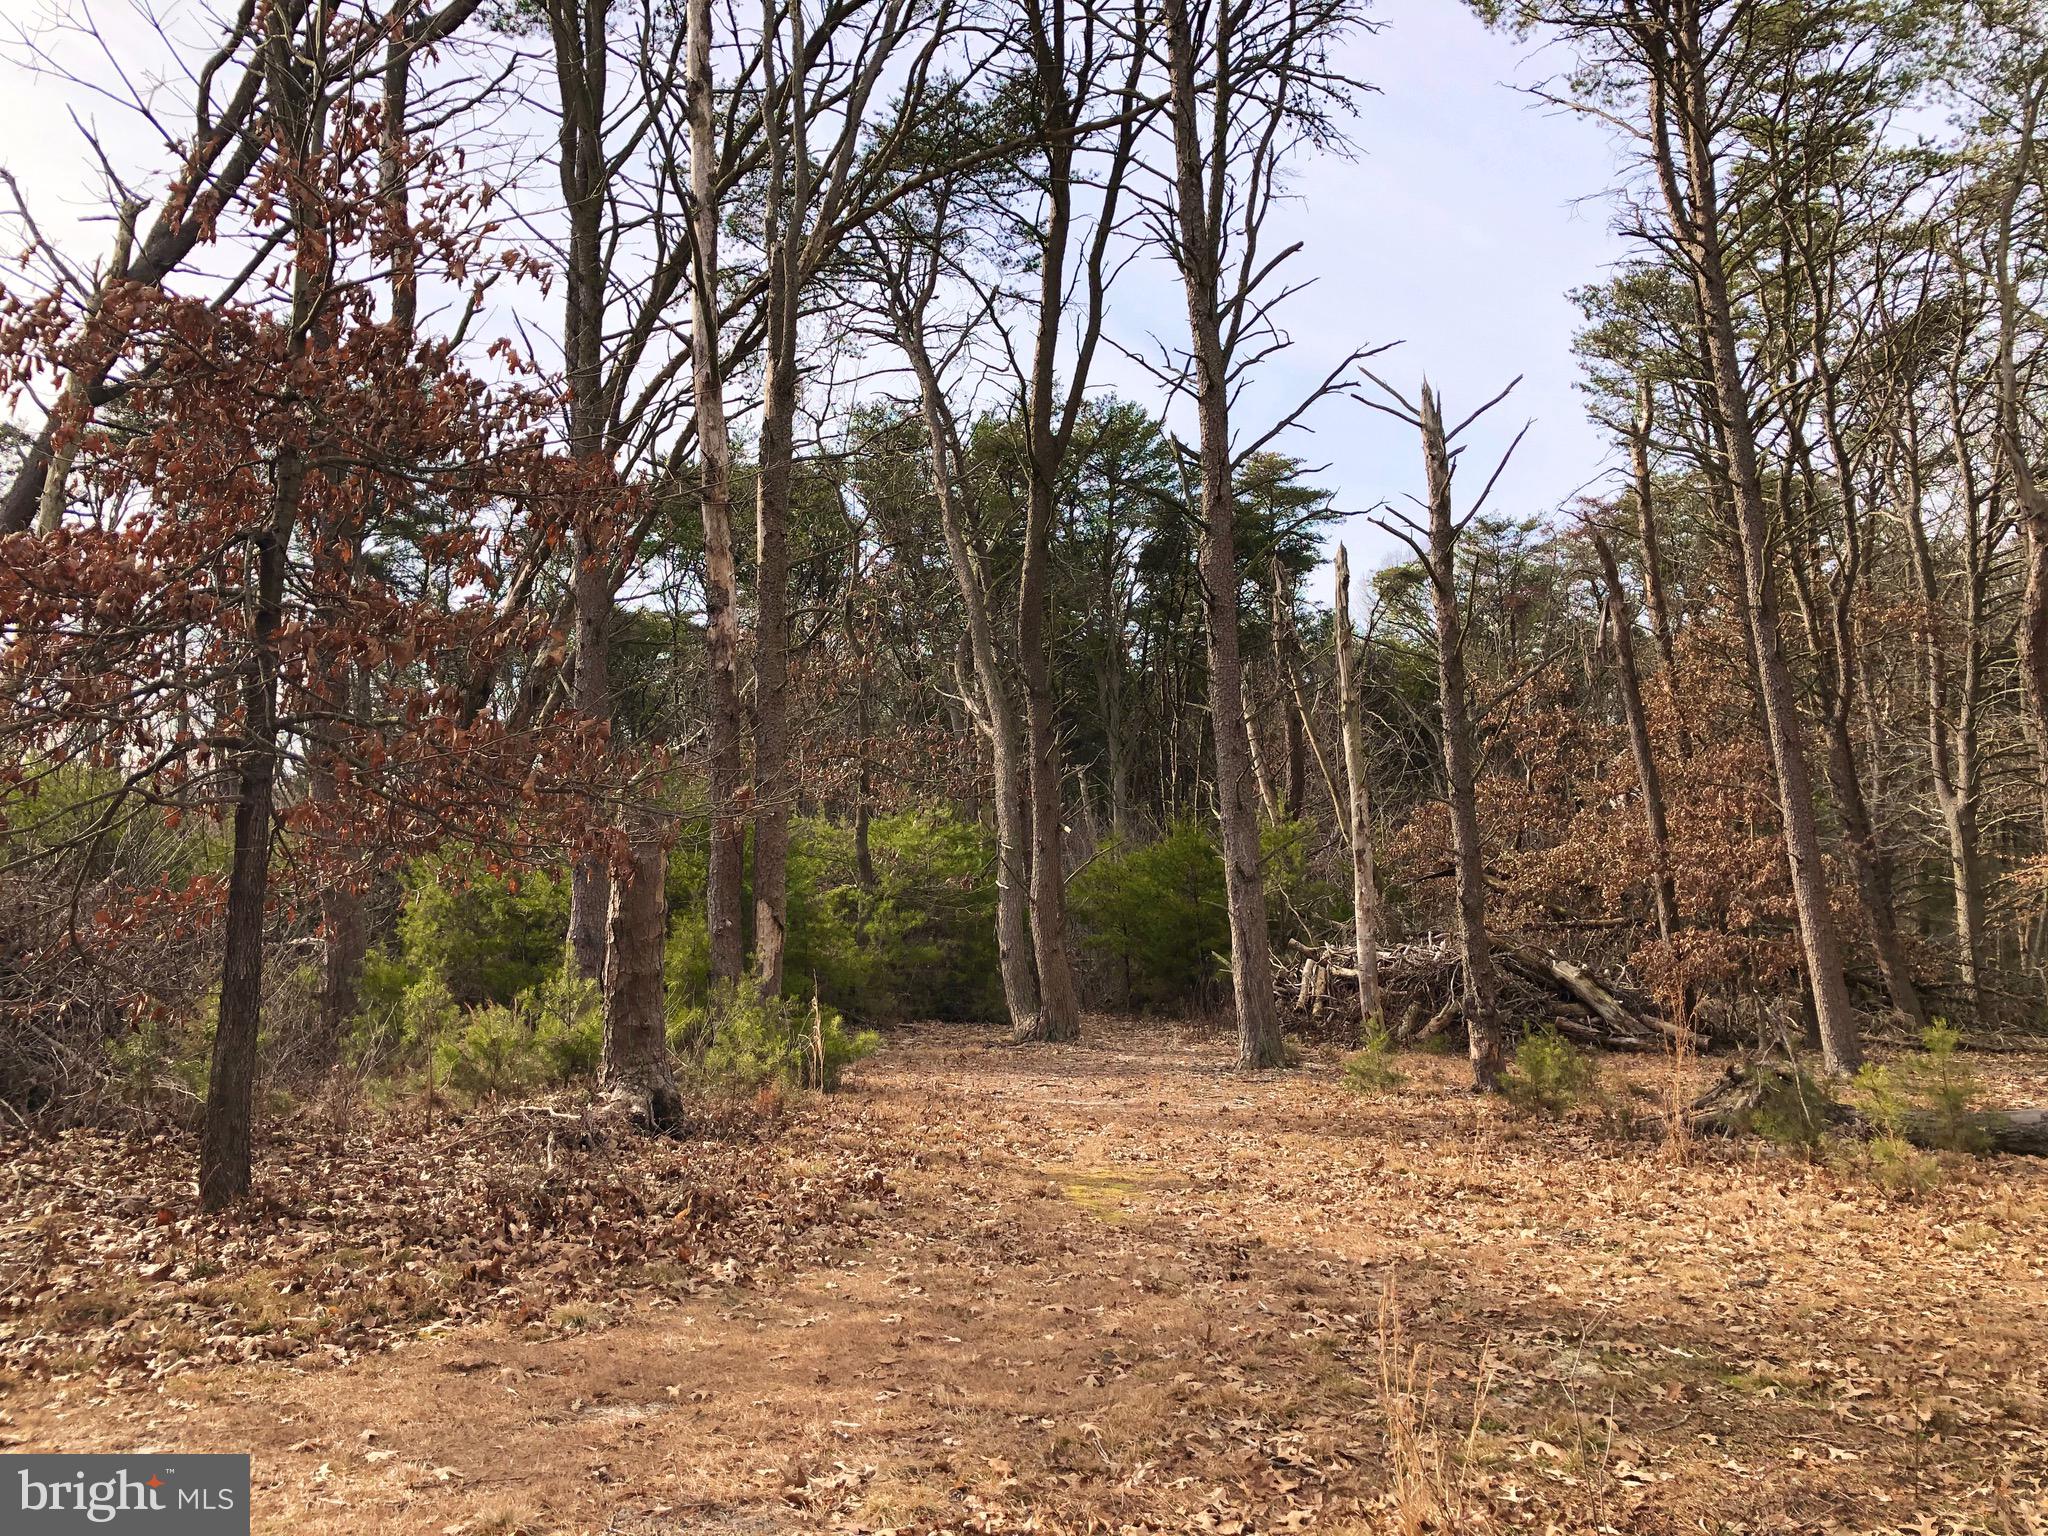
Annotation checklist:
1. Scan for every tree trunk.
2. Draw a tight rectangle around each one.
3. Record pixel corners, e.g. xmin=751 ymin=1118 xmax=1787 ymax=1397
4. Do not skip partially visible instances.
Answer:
xmin=852 ymin=631 xmax=877 ymax=890
xmin=554 ymin=0 xmax=614 ymax=984
xmin=200 ymin=516 xmax=287 ymax=1211
xmin=1780 ymin=260 xmax=1926 ymax=1035
xmin=1268 ymin=564 xmax=1310 ymax=822
xmin=1654 ymin=17 xmax=1861 ymax=1074
xmin=1817 ymin=706 xmax=1926 ymax=1031
xmin=752 ymin=334 xmax=797 ymax=998
xmin=599 ymin=814 xmax=683 ymax=1130
xmin=1693 ymin=1063 xmax=2048 ymax=1156
xmin=893 ymin=301 xmax=1042 ymax=1036
xmin=1102 ymin=651 xmax=1131 ymax=844
xmin=1629 ymin=380 xmax=1687 ymax=754
xmin=314 ymin=860 xmax=368 ymax=1054
xmin=1591 ymin=529 xmax=1677 ymax=942
xmin=1010 ymin=31 xmax=1095 ymax=1047
xmin=1016 ymin=463 xmax=1083 ymax=1043
xmin=1333 ymin=546 xmax=1384 ymax=1033
xmin=1904 ymin=421 xmax=1989 ymax=1013
xmin=566 ymin=524 xmax=611 ymax=981
xmin=1162 ymin=0 xmax=1282 ymax=1069
xmin=200 ymin=4 xmax=323 ymax=1209
xmin=685 ymin=0 xmax=746 ymax=989
xmin=1419 ymin=387 xmax=1505 ymax=1091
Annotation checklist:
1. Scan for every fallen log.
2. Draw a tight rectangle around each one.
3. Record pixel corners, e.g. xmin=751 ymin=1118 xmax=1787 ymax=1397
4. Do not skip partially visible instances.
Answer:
xmin=1922 ymin=1109 xmax=2048 ymax=1156
xmin=1690 ymin=1061 xmax=2048 ymax=1156
xmin=1505 ymin=945 xmax=1692 ymax=1047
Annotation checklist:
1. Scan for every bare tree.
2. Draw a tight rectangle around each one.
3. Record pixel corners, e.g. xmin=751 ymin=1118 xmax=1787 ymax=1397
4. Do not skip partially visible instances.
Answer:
xmin=1364 ymin=372 xmax=1526 ymax=1092
xmin=1150 ymin=0 xmax=1366 ymax=1068
xmin=745 ymin=0 xmax=974 ymax=998
xmin=997 ymin=0 xmax=1150 ymax=1042
xmin=1332 ymin=544 xmax=1382 ymax=1031
xmin=860 ymin=186 xmax=1045 ymax=1036
xmin=683 ymin=0 xmax=747 ymax=988
xmin=1588 ymin=524 xmax=1678 ymax=942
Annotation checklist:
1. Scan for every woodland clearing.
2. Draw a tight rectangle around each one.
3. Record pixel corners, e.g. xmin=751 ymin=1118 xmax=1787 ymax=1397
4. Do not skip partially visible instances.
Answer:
xmin=4 ymin=1021 xmax=2046 ymax=1536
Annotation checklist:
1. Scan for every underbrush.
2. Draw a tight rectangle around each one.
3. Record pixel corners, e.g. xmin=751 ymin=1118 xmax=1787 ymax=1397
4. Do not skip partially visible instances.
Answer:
xmin=1341 ymin=1022 xmax=1408 ymax=1095
xmin=386 ymin=977 xmax=879 ymax=1108
xmin=673 ymin=986 xmax=879 ymax=1094
xmin=1717 ymin=1024 xmax=1994 ymax=1197
xmin=1501 ymin=1026 xmax=1603 ymax=1118
xmin=1072 ymin=819 xmax=1341 ymax=1014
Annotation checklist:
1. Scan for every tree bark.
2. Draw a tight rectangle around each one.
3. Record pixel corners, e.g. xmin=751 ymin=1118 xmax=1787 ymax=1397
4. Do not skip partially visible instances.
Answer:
xmin=1161 ymin=0 xmax=1282 ymax=1069
xmin=1015 ymin=442 xmax=1083 ymax=1043
xmin=1333 ymin=546 xmax=1384 ymax=1033
xmin=201 ymin=503 xmax=289 ymax=1211
xmin=751 ymin=331 xmax=797 ymax=998
xmin=552 ymin=0 xmax=614 ymax=984
xmin=1649 ymin=7 xmax=1861 ymax=1074
xmin=599 ymin=813 xmax=683 ymax=1130
xmin=1590 ymin=528 xmax=1678 ymax=942
xmin=685 ymin=0 xmax=746 ymax=989
xmin=1419 ymin=386 xmax=1505 ymax=1091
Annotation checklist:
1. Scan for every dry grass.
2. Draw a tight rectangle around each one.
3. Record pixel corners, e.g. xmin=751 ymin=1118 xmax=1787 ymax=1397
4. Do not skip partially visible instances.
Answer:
xmin=1373 ymin=1279 xmax=1495 ymax=1534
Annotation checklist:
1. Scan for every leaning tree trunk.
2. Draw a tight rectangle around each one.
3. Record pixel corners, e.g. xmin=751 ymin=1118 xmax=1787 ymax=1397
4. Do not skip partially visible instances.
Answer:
xmin=1789 ymin=374 xmax=1928 ymax=1035
xmin=1420 ymin=387 xmax=1505 ymax=1091
xmin=599 ymin=811 xmax=683 ymax=1130
xmin=896 ymin=305 xmax=1042 ymax=1037
xmin=1659 ymin=20 xmax=1861 ymax=1075
xmin=1591 ymin=529 xmax=1678 ymax=941
xmin=1333 ymin=545 xmax=1384 ymax=1032
xmin=1693 ymin=1062 xmax=2048 ymax=1156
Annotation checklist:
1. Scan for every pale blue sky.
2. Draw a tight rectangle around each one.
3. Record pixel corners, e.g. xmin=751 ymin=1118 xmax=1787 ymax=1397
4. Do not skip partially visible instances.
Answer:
xmin=0 ymin=0 xmax=1630 ymax=600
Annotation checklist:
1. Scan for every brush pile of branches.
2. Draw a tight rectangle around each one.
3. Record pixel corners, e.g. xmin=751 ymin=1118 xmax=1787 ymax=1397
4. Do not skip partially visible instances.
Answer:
xmin=1279 ymin=934 xmax=1694 ymax=1051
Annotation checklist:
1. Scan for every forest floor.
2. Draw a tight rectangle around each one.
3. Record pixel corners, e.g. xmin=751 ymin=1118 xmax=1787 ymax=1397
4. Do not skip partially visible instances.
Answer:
xmin=4 ymin=1019 xmax=2048 ymax=1535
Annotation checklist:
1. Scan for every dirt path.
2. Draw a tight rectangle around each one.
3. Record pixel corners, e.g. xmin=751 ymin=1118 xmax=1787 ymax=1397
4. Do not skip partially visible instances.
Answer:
xmin=8 ymin=1021 xmax=2048 ymax=1534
